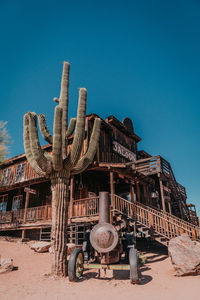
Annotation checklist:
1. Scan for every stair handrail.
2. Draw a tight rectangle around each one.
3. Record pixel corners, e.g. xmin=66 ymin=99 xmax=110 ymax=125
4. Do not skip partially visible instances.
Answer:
xmin=160 ymin=157 xmax=190 ymax=220
xmin=113 ymin=194 xmax=200 ymax=241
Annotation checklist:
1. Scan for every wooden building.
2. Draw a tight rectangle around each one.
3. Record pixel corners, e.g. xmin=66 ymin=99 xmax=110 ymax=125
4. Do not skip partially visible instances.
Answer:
xmin=0 ymin=114 xmax=199 ymax=245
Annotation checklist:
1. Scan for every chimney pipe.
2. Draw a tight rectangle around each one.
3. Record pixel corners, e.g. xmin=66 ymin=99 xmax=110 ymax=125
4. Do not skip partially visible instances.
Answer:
xmin=99 ymin=192 xmax=110 ymax=224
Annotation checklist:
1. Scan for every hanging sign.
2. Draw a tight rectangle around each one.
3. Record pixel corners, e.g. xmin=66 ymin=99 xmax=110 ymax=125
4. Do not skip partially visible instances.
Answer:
xmin=112 ymin=141 xmax=136 ymax=162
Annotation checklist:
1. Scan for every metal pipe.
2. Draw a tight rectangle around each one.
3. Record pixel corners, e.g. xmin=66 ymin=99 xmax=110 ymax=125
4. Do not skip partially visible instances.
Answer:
xmin=99 ymin=192 xmax=109 ymax=224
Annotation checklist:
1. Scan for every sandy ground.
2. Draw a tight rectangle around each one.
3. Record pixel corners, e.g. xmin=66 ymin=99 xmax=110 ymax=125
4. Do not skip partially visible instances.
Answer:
xmin=0 ymin=239 xmax=199 ymax=300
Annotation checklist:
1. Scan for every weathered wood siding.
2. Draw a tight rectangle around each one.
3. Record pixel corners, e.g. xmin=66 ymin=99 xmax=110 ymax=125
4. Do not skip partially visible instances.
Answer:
xmin=0 ymin=115 xmax=137 ymax=188
xmin=88 ymin=117 xmax=137 ymax=164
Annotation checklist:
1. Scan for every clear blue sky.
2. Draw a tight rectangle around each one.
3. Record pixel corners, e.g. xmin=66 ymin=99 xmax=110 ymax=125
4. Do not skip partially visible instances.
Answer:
xmin=0 ymin=1 xmax=200 ymax=214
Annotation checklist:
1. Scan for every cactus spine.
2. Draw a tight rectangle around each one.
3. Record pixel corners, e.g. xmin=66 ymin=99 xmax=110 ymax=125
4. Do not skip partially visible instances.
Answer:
xmin=23 ymin=62 xmax=101 ymax=276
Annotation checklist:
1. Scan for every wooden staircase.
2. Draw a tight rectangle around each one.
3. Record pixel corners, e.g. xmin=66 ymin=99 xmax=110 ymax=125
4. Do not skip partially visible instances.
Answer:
xmin=112 ymin=194 xmax=200 ymax=247
xmin=135 ymin=156 xmax=192 ymax=222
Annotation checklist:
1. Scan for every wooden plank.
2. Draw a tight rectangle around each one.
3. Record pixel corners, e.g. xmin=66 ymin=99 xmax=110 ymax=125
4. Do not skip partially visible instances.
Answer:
xmin=71 ymin=216 xmax=99 ymax=223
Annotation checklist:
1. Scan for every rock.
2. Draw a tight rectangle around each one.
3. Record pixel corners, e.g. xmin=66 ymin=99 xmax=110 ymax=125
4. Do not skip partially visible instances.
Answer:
xmin=168 ymin=233 xmax=200 ymax=276
xmin=49 ymin=246 xmax=53 ymax=254
xmin=30 ymin=241 xmax=51 ymax=253
xmin=0 ymin=257 xmax=14 ymax=274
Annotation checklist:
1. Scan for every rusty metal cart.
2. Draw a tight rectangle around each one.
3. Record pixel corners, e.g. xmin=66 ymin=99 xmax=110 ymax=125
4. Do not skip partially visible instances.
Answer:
xmin=68 ymin=192 xmax=139 ymax=284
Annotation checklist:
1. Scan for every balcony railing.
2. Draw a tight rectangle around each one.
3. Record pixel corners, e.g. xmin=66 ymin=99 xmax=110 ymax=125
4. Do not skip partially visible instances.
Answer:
xmin=72 ymin=196 xmax=100 ymax=218
xmin=0 ymin=205 xmax=52 ymax=226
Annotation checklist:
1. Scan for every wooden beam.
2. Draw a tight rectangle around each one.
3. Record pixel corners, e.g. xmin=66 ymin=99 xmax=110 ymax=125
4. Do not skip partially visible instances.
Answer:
xmin=136 ymin=182 xmax=141 ymax=203
xmin=178 ymin=200 xmax=184 ymax=219
xmin=23 ymin=190 xmax=30 ymax=223
xmin=168 ymin=201 xmax=172 ymax=215
xmin=159 ymin=178 xmax=166 ymax=212
xmin=22 ymin=229 xmax=25 ymax=240
xmin=110 ymin=171 xmax=115 ymax=206
xmin=130 ymin=183 xmax=135 ymax=203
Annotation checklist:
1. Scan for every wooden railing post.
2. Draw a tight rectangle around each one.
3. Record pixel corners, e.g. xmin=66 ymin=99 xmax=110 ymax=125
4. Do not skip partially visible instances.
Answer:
xmin=136 ymin=182 xmax=141 ymax=203
xmin=44 ymin=205 xmax=48 ymax=220
xmin=23 ymin=191 xmax=30 ymax=223
xmin=130 ymin=183 xmax=135 ymax=203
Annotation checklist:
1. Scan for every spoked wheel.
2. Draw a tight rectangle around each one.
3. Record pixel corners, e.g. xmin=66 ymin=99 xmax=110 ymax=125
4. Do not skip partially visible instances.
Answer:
xmin=129 ymin=247 xmax=139 ymax=284
xmin=68 ymin=248 xmax=84 ymax=282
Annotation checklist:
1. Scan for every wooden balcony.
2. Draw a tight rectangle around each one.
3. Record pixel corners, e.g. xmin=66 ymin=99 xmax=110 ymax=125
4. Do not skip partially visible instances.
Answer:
xmin=71 ymin=196 xmax=100 ymax=223
xmin=0 ymin=194 xmax=199 ymax=246
xmin=0 ymin=205 xmax=52 ymax=230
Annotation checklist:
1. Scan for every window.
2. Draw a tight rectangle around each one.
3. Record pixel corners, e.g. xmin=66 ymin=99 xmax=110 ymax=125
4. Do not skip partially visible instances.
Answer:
xmin=14 ymin=163 xmax=26 ymax=183
xmin=0 ymin=194 xmax=8 ymax=213
xmin=1 ymin=168 xmax=11 ymax=186
xmin=12 ymin=195 xmax=23 ymax=211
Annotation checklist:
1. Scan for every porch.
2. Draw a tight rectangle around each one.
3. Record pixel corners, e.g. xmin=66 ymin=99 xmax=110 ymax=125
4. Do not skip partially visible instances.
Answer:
xmin=0 ymin=195 xmax=199 ymax=245
xmin=0 ymin=205 xmax=52 ymax=230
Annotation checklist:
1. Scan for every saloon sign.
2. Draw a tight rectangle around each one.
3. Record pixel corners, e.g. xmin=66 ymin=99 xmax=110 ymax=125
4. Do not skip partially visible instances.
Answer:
xmin=112 ymin=141 xmax=136 ymax=162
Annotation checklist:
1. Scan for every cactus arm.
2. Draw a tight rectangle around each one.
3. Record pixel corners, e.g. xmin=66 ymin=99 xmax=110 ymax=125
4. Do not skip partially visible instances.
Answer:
xmin=52 ymin=106 xmax=63 ymax=170
xmin=59 ymin=62 xmax=70 ymax=159
xmin=29 ymin=113 xmax=52 ymax=174
xmin=23 ymin=113 xmax=47 ymax=176
xmin=71 ymin=118 xmax=101 ymax=175
xmin=38 ymin=114 xmax=53 ymax=144
xmin=66 ymin=118 xmax=76 ymax=138
xmin=64 ymin=88 xmax=87 ymax=170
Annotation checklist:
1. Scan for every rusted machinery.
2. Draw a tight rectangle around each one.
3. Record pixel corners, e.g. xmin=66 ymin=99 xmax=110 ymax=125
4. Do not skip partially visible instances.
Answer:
xmin=68 ymin=192 xmax=139 ymax=284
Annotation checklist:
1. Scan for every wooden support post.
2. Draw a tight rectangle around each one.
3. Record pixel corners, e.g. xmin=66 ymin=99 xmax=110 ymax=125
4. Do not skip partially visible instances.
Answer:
xmin=110 ymin=171 xmax=115 ymax=206
xmin=69 ymin=176 xmax=74 ymax=219
xmin=159 ymin=178 xmax=166 ymax=212
xmin=166 ymin=182 xmax=172 ymax=214
xmin=22 ymin=229 xmax=25 ymax=240
xmin=143 ymin=183 xmax=148 ymax=205
xmin=178 ymin=201 xmax=184 ymax=219
xmin=136 ymin=182 xmax=141 ymax=203
xmin=130 ymin=183 xmax=135 ymax=203
xmin=44 ymin=205 xmax=48 ymax=219
xmin=168 ymin=201 xmax=172 ymax=215
xmin=23 ymin=191 xmax=30 ymax=223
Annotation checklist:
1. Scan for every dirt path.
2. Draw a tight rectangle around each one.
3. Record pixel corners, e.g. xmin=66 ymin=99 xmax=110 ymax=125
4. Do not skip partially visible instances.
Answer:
xmin=0 ymin=239 xmax=199 ymax=300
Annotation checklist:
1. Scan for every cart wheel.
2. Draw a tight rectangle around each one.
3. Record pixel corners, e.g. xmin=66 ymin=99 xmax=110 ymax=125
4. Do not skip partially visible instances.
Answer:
xmin=129 ymin=247 xmax=139 ymax=284
xmin=68 ymin=248 xmax=84 ymax=282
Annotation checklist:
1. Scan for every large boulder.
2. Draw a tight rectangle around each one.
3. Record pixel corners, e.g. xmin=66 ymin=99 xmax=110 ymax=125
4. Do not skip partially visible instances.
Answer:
xmin=30 ymin=241 xmax=51 ymax=253
xmin=0 ymin=257 xmax=14 ymax=274
xmin=168 ymin=233 xmax=200 ymax=276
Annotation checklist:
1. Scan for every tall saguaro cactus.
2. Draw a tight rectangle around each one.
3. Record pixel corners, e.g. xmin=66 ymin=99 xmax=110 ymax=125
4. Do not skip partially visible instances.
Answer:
xmin=23 ymin=62 xmax=101 ymax=276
